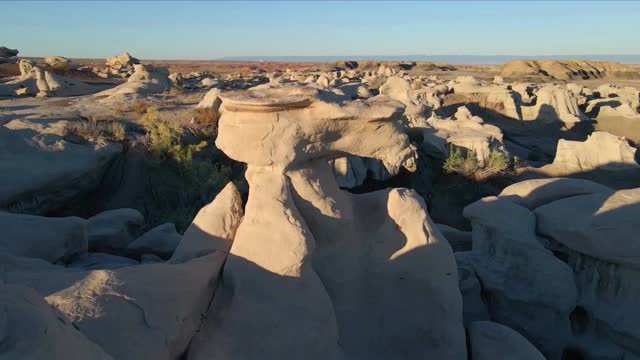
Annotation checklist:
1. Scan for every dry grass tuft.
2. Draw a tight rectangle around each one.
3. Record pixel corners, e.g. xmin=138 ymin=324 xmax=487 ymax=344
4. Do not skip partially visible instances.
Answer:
xmin=65 ymin=118 xmax=127 ymax=142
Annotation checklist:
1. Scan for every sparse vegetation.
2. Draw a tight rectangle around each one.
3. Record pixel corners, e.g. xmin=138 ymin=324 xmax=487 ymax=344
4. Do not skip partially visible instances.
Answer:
xmin=443 ymin=146 xmax=509 ymax=180
xmin=443 ymin=146 xmax=479 ymax=176
xmin=192 ymin=107 xmax=219 ymax=127
xmin=485 ymin=148 xmax=509 ymax=172
xmin=132 ymin=100 xmax=152 ymax=114
xmin=137 ymin=108 xmax=231 ymax=232
xmin=65 ymin=118 xmax=127 ymax=142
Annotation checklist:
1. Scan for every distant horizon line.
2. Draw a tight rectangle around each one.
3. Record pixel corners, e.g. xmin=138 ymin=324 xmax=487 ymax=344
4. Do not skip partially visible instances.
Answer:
xmin=20 ymin=54 xmax=640 ymax=65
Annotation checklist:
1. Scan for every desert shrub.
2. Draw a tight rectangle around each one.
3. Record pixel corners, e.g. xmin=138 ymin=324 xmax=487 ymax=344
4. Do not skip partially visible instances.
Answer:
xmin=443 ymin=146 xmax=478 ymax=176
xmin=65 ymin=118 xmax=126 ymax=142
xmin=192 ymin=107 xmax=219 ymax=127
xmin=443 ymin=146 xmax=509 ymax=180
xmin=132 ymin=100 xmax=151 ymax=114
xmin=485 ymin=149 xmax=509 ymax=172
xmin=137 ymin=108 xmax=231 ymax=232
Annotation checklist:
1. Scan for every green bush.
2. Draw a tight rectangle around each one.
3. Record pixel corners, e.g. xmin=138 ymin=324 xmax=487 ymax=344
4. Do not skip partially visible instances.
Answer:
xmin=443 ymin=146 xmax=509 ymax=179
xmin=485 ymin=149 xmax=509 ymax=172
xmin=443 ymin=146 xmax=479 ymax=176
xmin=138 ymin=108 xmax=231 ymax=232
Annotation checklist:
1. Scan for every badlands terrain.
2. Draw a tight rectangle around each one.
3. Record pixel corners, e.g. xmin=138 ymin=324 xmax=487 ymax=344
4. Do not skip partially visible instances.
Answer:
xmin=1 ymin=48 xmax=640 ymax=360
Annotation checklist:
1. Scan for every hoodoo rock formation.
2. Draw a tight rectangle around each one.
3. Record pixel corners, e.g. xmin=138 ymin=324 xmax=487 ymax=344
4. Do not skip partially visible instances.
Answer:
xmin=2 ymin=50 xmax=640 ymax=360
xmin=0 ymin=60 xmax=97 ymax=97
xmin=95 ymin=63 xmax=172 ymax=101
xmin=188 ymin=85 xmax=466 ymax=359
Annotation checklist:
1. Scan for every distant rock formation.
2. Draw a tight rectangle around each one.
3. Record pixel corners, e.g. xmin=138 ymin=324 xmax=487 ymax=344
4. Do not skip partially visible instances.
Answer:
xmin=93 ymin=52 xmax=140 ymax=78
xmin=45 ymin=56 xmax=71 ymax=70
xmin=96 ymin=63 xmax=172 ymax=101
xmin=501 ymin=59 xmax=639 ymax=80
xmin=0 ymin=59 xmax=97 ymax=97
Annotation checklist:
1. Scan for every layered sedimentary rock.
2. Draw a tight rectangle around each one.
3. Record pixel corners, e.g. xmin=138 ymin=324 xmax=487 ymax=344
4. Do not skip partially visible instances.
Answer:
xmin=551 ymin=131 xmax=639 ymax=171
xmin=462 ymin=177 xmax=640 ymax=359
xmin=501 ymin=59 xmax=639 ymax=80
xmin=187 ymin=84 xmax=467 ymax=360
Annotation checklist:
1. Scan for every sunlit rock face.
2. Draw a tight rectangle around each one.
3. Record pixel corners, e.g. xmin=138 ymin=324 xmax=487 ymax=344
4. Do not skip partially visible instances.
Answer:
xmin=96 ymin=64 xmax=172 ymax=102
xmin=0 ymin=59 xmax=96 ymax=97
xmin=188 ymin=84 xmax=467 ymax=360
xmin=462 ymin=178 xmax=640 ymax=360
xmin=0 ymin=185 xmax=243 ymax=360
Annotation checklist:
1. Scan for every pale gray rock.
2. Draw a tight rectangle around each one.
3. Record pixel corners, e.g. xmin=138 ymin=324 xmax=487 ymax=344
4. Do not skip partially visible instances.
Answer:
xmin=169 ymin=182 xmax=243 ymax=263
xmin=127 ymin=223 xmax=181 ymax=258
xmin=0 ymin=125 xmax=123 ymax=214
xmin=498 ymin=178 xmax=614 ymax=209
xmin=468 ymin=321 xmax=545 ymax=360
xmin=535 ymin=188 xmax=640 ymax=266
xmin=5 ymin=253 xmax=228 ymax=360
xmin=0 ymin=212 xmax=87 ymax=263
xmin=189 ymin=85 xmax=465 ymax=360
xmin=0 ymin=284 xmax=113 ymax=360
xmin=0 ymin=60 xmax=98 ymax=97
xmin=140 ymin=253 xmax=164 ymax=263
xmin=45 ymin=56 xmax=71 ymax=70
xmin=87 ymin=208 xmax=144 ymax=253
xmin=68 ymin=253 xmax=138 ymax=270
xmin=551 ymin=131 xmax=639 ymax=171
xmin=455 ymin=252 xmax=490 ymax=325
xmin=96 ymin=64 xmax=172 ymax=101
xmin=437 ymin=223 xmax=472 ymax=252
xmin=463 ymin=196 xmax=576 ymax=358
xmin=379 ymin=76 xmax=426 ymax=116
xmin=196 ymin=88 xmax=222 ymax=110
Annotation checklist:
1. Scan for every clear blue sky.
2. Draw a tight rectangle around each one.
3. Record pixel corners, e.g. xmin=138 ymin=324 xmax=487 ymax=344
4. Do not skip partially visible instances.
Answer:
xmin=2 ymin=1 xmax=639 ymax=59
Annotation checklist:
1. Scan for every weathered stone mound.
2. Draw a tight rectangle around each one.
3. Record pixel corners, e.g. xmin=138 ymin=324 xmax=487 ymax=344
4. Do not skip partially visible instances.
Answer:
xmin=461 ymin=178 xmax=640 ymax=359
xmin=0 ymin=121 xmax=123 ymax=213
xmin=93 ymin=52 xmax=140 ymax=79
xmin=45 ymin=56 xmax=71 ymax=70
xmin=0 ymin=59 xmax=98 ymax=97
xmin=334 ymin=60 xmax=455 ymax=72
xmin=1 ymin=181 xmax=243 ymax=360
xmin=501 ymin=59 xmax=639 ymax=80
xmin=95 ymin=63 xmax=171 ymax=101
xmin=193 ymin=85 xmax=465 ymax=360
